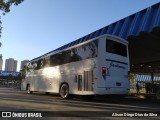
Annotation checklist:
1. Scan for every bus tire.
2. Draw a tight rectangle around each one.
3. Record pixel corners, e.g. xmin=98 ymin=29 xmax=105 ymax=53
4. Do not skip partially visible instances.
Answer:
xmin=27 ymin=84 xmax=32 ymax=94
xmin=59 ymin=83 xmax=72 ymax=99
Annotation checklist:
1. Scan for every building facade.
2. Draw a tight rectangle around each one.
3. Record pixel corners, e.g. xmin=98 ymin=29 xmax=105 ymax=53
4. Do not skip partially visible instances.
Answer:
xmin=20 ymin=60 xmax=29 ymax=70
xmin=5 ymin=58 xmax=17 ymax=72
xmin=0 ymin=54 xmax=3 ymax=70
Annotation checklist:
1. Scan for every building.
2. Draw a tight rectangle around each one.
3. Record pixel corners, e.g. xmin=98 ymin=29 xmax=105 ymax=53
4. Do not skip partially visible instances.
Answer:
xmin=5 ymin=58 xmax=17 ymax=72
xmin=20 ymin=60 xmax=29 ymax=70
xmin=0 ymin=54 xmax=3 ymax=70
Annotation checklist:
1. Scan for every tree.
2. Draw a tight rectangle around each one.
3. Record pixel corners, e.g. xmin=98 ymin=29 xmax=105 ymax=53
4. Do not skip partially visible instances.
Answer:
xmin=129 ymin=73 xmax=136 ymax=84
xmin=0 ymin=0 xmax=24 ymax=13
xmin=0 ymin=0 xmax=24 ymax=38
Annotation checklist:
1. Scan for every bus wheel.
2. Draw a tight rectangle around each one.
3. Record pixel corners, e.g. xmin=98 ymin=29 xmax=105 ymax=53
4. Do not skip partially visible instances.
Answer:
xmin=27 ymin=85 xmax=32 ymax=94
xmin=60 ymin=84 xmax=72 ymax=99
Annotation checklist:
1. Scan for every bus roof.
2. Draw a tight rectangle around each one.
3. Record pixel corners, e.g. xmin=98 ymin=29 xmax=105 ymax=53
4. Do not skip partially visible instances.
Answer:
xmin=30 ymin=34 xmax=126 ymax=62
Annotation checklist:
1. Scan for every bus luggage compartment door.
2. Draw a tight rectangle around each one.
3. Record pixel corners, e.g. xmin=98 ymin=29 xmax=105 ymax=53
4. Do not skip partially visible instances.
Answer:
xmin=84 ymin=71 xmax=93 ymax=91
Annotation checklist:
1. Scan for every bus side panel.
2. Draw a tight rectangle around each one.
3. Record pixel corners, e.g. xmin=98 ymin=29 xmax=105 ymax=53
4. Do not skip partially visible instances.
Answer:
xmin=58 ymin=58 xmax=97 ymax=95
xmin=21 ymin=79 xmax=27 ymax=90
xmin=41 ymin=67 xmax=61 ymax=93
xmin=96 ymin=37 xmax=106 ymax=88
xmin=58 ymin=63 xmax=77 ymax=94
xmin=95 ymin=36 xmax=130 ymax=95
xmin=105 ymin=59 xmax=129 ymax=94
xmin=25 ymin=75 xmax=34 ymax=91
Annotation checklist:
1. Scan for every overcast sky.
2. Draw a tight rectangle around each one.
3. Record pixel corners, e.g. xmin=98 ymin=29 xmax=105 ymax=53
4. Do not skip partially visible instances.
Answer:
xmin=0 ymin=0 xmax=160 ymax=71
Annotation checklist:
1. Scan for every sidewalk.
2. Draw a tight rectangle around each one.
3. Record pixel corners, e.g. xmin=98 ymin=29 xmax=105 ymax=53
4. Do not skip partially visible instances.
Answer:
xmin=129 ymin=93 xmax=160 ymax=102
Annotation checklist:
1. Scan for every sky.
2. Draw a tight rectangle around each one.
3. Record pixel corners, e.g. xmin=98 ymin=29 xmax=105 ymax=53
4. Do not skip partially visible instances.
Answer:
xmin=0 ymin=0 xmax=160 ymax=71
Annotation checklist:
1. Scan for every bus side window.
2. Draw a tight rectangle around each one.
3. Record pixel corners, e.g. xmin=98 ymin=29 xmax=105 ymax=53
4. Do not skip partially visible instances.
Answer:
xmin=44 ymin=57 xmax=50 ymax=67
xmin=36 ymin=60 xmax=42 ymax=69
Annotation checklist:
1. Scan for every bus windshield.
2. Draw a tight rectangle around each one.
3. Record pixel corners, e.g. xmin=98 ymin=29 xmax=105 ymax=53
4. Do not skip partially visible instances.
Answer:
xmin=106 ymin=39 xmax=127 ymax=57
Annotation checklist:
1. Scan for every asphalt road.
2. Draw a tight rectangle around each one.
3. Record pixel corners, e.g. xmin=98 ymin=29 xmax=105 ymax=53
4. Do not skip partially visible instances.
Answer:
xmin=0 ymin=87 xmax=159 ymax=120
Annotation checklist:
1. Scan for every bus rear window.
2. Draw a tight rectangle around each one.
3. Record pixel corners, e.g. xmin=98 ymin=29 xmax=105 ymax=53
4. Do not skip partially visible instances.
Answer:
xmin=106 ymin=39 xmax=127 ymax=57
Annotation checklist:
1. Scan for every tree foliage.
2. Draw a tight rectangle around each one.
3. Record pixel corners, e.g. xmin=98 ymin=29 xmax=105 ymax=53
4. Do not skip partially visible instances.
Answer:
xmin=0 ymin=0 xmax=24 ymax=38
xmin=0 ymin=0 xmax=24 ymax=13
xmin=129 ymin=73 xmax=136 ymax=84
